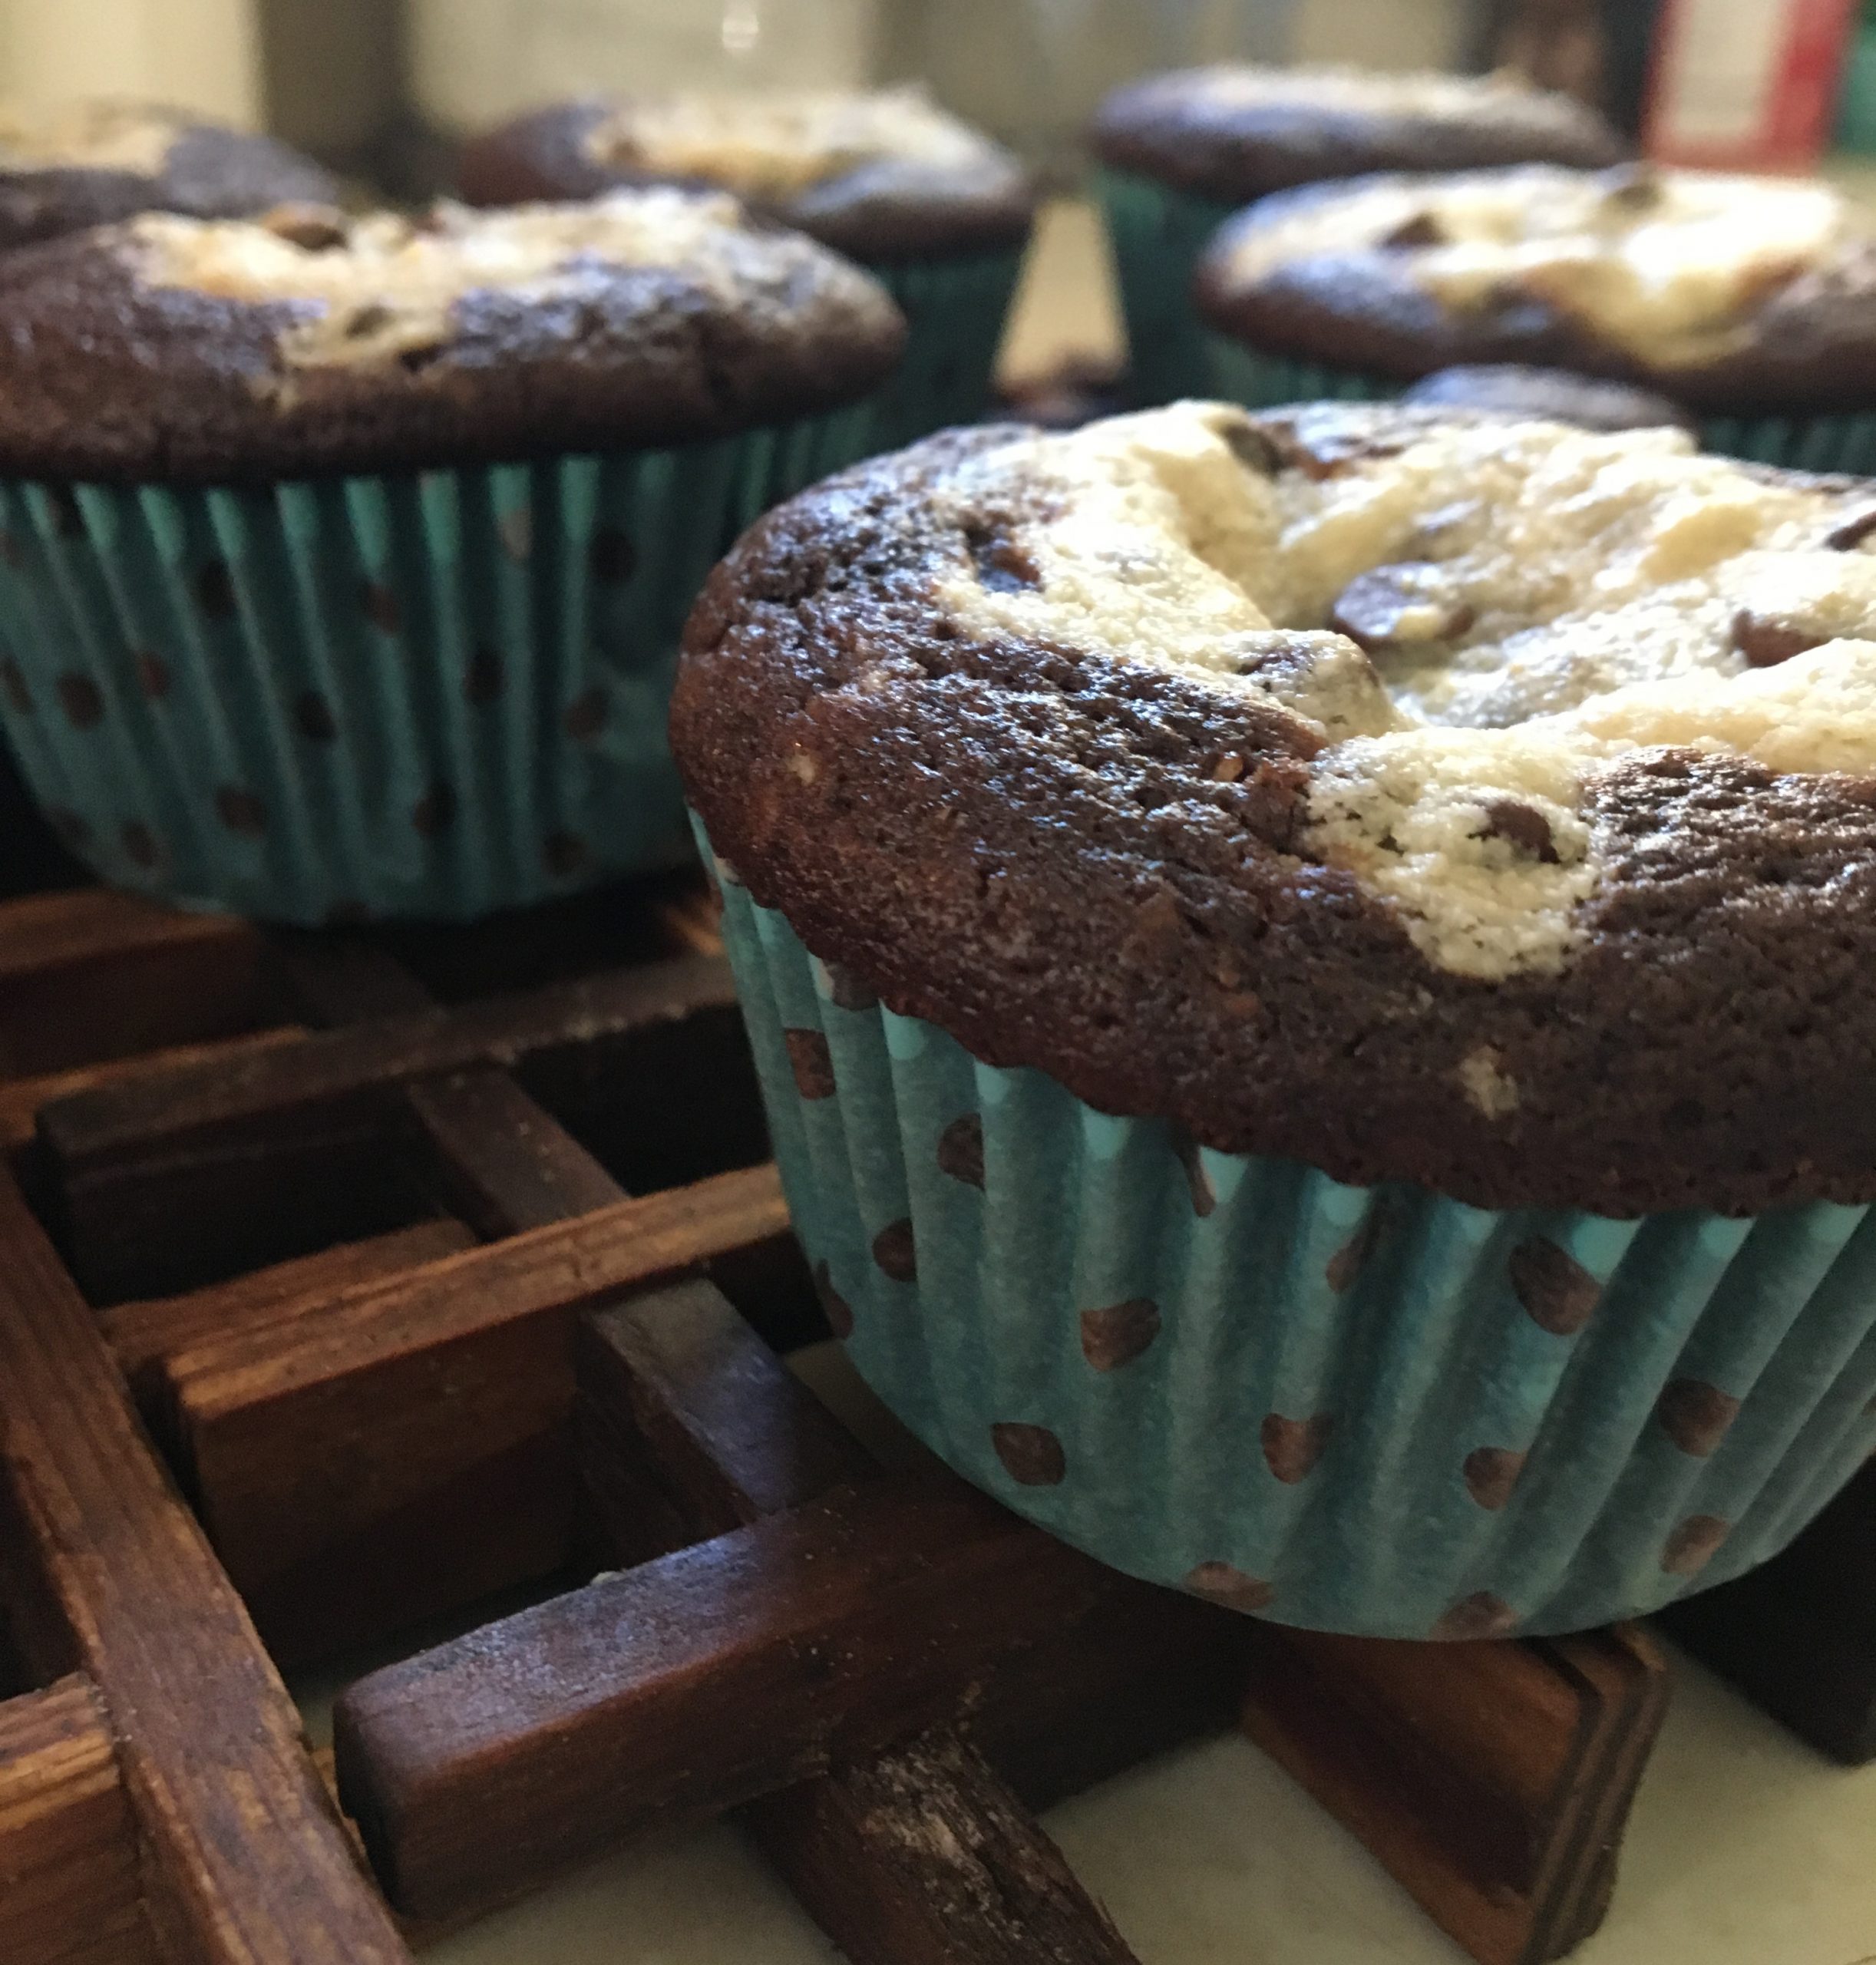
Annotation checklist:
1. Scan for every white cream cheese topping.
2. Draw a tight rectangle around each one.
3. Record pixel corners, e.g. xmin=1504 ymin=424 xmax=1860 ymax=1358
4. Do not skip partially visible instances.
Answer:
xmin=0 ymin=100 xmax=183 ymax=176
xmin=583 ymin=87 xmax=998 ymax=200
xmin=1217 ymin=164 xmax=1854 ymax=368
xmin=1177 ymin=63 xmax=1580 ymax=121
xmin=936 ymin=402 xmax=1876 ymax=979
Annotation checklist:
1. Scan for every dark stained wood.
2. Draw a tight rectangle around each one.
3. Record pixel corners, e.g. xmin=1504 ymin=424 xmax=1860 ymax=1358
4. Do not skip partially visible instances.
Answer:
xmin=1660 ymin=1464 xmax=1876 ymax=1764
xmin=0 ymin=1676 xmax=151 ymax=1965
xmin=0 ymin=1167 xmax=409 ymax=1965
xmin=164 ymin=1167 xmax=788 ymax=1663
xmin=1238 ymin=1620 xmax=1669 ymax=1965
xmin=333 ymin=1478 xmax=1121 ymax=1923
xmin=747 ymin=1729 xmax=1138 ymax=1965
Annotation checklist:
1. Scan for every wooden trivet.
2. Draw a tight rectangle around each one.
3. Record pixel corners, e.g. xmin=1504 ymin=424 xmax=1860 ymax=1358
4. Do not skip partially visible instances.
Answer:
xmin=0 ymin=877 xmax=1673 ymax=1965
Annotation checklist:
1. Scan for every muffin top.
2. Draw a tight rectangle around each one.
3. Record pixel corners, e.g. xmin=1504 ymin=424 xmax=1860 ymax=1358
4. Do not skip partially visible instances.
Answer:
xmin=1092 ymin=64 xmax=1623 ymax=204
xmin=1401 ymin=364 xmax=1696 ymax=436
xmin=0 ymin=99 xmax=335 ymax=250
xmin=675 ymin=400 xmax=1876 ymax=1216
xmin=0 ymin=190 xmax=906 ymax=481
xmin=1198 ymin=163 xmax=1876 ymax=411
xmin=457 ymin=88 xmax=1035 ymax=262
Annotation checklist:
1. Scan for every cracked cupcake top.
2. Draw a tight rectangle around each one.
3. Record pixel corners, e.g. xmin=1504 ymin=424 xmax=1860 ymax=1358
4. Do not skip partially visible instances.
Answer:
xmin=674 ymin=401 xmax=1876 ymax=1215
xmin=0 ymin=190 xmax=905 ymax=479
xmin=1199 ymin=165 xmax=1876 ymax=411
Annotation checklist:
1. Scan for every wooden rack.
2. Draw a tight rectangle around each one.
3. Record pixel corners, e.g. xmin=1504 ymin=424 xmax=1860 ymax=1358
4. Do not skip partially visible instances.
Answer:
xmin=0 ymin=864 xmax=1796 ymax=1965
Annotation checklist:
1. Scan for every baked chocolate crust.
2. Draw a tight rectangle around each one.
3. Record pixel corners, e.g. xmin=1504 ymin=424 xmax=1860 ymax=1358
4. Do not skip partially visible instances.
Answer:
xmin=1197 ymin=177 xmax=1876 ymax=416
xmin=0 ymin=204 xmax=906 ymax=483
xmin=1091 ymin=68 xmax=1623 ymax=204
xmin=0 ymin=121 xmax=335 ymax=252
xmin=457 ymin=100 xmax=1036 ymax=263
xmin=672 ymin=421 xmax=1876 ymax=1218
xmin=1402 ymin=365 xmax=1696 ymax=435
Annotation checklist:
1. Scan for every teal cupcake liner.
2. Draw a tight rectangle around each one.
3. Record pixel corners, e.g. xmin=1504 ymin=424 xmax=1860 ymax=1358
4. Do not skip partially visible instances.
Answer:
xmin=1095 ymin=167 xmax=1240 ymax=408
xmin=0 ymin=406 xmax=874 ymax=923
xmin=867 ymin=246 xmax=1029 ymax=446
xmin=706 ymin=825 xmax=1876 ymax=1639
xmin=1204 ymin=332 xmax=1876 ymax=472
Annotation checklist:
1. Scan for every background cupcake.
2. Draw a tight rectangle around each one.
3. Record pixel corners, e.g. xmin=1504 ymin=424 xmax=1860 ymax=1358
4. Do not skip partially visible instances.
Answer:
xmin=1090 ymin=65 xmax=1623 ymax=406
xmin=0 ymin=99 xmax=335 ymax=249
xmin=0 ymin=190 xmax=903 ymax=923
xmin=675 ymin=398 xmax=1876 ymax=1640
xmin=457 ymin=88 xmax=1035 ymax=446
xmin=1197 ymin=162 xmax=1876 ymax=471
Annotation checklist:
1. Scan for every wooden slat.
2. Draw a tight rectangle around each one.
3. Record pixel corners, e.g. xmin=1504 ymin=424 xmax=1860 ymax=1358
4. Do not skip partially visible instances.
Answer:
xmin=163 ymin=1167 xmax=787 ymax=1663
xmin=0 ymin=1676 xmax=150 ymax=1965
xmin=0 ymin=1167 xmax=408 ymax=1965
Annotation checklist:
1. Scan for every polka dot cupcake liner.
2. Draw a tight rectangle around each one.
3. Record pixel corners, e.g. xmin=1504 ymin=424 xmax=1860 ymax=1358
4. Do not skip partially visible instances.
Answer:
xmin=1203 ymin=332 xmax=1876 ymax=472
xmin=867 ymin=247 xmax=1030 ymax=447
xmin=1095 ymin=167 xmax=1239 ymax=408
xmin=705 ymin=821 xmax=1876 ymax=1639
xmin=0 ymin=406 xmax=874 ymax=923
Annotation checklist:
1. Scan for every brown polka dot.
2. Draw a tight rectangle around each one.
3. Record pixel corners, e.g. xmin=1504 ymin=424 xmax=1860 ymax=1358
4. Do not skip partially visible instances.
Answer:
xmin=55 ymin=674 xmax=104 ymax=728
xmin=992 ymin=1422 xmax=1065 ymax=1487
xmin=1261 ymin=1412 xmax=1336 ymax=1484
xmin=813 ymin=1260 xmax=854 ymax=1341
xmin=1825 ymin=505 xmax=1876 ymax=550
xmin=1510 ymin=1237 xmax=1602 ymax=1336
xmin=937 ymin=1112 xmax=985 ymax=1188
xmin=563 ymin=687 xmax=607 ymax=742
xmin=46 ymin=807 xmax=90 ymax=849
xmin=135 ymin=650 xmax=170 ymax=700
xmin=294 ymin=690 xmax=337 ymax=742
xmin=196 ymin=560 xmax=237 ymax=619
xmin=1326 ymin=1202 xmax=1388 ymax=1292
xmin=1731 ymin=608 xmax=1822 ymax=669
xmin=1430 ymin=1592 xmax=1520 ymax=1642
xmin=1656 ymin=1379 xmax=1742 ymax=1458
xmin=215 ymin=787 xmax=266 ymax=836
xmin=0 ymin=657 xmax=32 ymax=714
xmin=411 ymin=783 xmax=457 ymax=837
xmin=784 ymin=1028 xmax=836 ymax=1101
xmin=363 ymin=581 xmax=401 ymax=634
xmin=46 ymin=486 xmax=85 ymax=538
xmin=498 ymin=508 xmax=533 ymax=562
xmin=871 ymin=1218 xmax=917 ymax=1283
xmin=1184 ymin=1562 xmax=1275 ymax=1614
xmin=464 ymin=648 xmax=504 ymax=705
xmin=1172 ymin=1130 xmax=1216 ymax=1217
xmin=120 ymin=821 xmax=159 ymax=868
xmin=821 ymin=961 xmax=877 ymax=1012
xmin=588 ymin=526 xmax=637 ymax=583
xmin=543 ymin=830 xmax=589 ymax=879
xmin=1463 ymin=1446 xmax=1527 ymax=1511
xmin=1080 ymin=1297 xmax=1161 ymax=1372
xmin=1477 ymin=798 xmax=1558 ymax=863
xmin=1663 ymin=1514 xmax=1731 ymax=1577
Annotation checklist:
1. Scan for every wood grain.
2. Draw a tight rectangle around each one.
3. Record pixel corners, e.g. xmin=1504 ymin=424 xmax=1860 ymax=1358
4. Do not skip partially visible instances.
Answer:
xmin=0 ymin=1676 xmax=150 ymax=1965
xmin=0 ymin=1167 xmax=408 ymax=1964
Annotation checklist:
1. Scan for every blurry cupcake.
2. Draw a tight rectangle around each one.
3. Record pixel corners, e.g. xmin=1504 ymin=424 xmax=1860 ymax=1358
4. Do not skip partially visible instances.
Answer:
xmin=1197 ymin=163 xmax=1876 ymax=470
xmin=0 ymin=192 xmax=903 ymax=922
xmin=0 ymin=100 xmax=334 ymax=250
xmin=1090 ymin=66 xmax=1622 ymax=405
xmin=675 ymin=397 xmax=1876 ymax=1639
xmin=1402 ymin=362 xmax=1697 ymax=435
xmin=459 ymin=88 xmax=1036 ymax=445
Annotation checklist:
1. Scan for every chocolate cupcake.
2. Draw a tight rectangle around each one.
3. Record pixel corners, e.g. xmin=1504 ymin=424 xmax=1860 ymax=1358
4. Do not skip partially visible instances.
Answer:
xmin=0 ymin=100 xmax=333 ymax=251
xmin=1198 ymin=163 xmax=1876 ymax=469
xmin=460 ymin=88 xmax=1036 ymax=444
xmin=0 ymin=191 xmax=903 ymax=921
xmin=1090 ymin=65 xmax=1623 ymax=405
xmin=675 ymin=398 xmax=1876 ymax=1638
xmin=1402 ymin=364 xmax=1697 ymax=435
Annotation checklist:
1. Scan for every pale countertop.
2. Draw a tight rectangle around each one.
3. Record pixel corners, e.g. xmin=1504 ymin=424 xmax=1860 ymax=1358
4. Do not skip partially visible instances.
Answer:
xmin=301 ymin=188 xmax=1876 ymax=1964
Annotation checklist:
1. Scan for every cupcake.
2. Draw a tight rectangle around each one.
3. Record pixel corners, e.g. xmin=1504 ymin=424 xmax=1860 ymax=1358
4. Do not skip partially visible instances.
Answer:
xmin=1402 ymin=363 xmax=1697 ymax=436
xmin=0 ymin=191 xmax=903 ymax=922
xmin=0 ymin=100 xmax=334 ymax=250
xmin=1090 ymin=65 xmax=1622 ymax=406
xmin=1197 ymin=163 xmax=1876 ymax=470
xmin=458 ymin=88 xmax=1036 ymax=446
xmin=674 ymin=398 xmax=1876 ymax=1639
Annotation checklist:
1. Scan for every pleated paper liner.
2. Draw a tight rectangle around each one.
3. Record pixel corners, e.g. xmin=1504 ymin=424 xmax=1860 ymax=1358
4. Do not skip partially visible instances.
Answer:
xmin=0 ymin=405 xmax=872 ymax=924
xmin=867 ymin=246 xmax=1030 ymax=447
xmin=1095 ymin=167 xmax=1239 ymax=407
xmin=704 ymin=821 xmax=1876 ymax=1639
xmin=1202 ymin=332 xmax=1876 ymax=470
